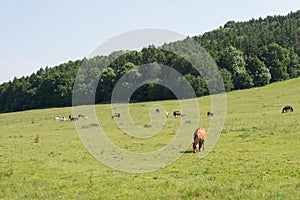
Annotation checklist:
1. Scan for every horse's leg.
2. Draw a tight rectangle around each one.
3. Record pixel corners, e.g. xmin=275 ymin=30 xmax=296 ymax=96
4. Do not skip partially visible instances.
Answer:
xmin=193 ymin=142 xmax=197 ymax=153
xmin=198 ymin=140 xmax=201 ymax=152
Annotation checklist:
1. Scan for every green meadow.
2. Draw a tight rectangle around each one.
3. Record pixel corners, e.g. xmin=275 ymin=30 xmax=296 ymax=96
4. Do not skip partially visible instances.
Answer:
xmin=0 ymin=78 xmax=300 ymax=199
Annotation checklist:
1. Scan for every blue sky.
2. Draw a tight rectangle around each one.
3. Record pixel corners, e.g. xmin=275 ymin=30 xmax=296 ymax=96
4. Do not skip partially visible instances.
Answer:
xmin=0 ymin=0 xmax=299 ymax=83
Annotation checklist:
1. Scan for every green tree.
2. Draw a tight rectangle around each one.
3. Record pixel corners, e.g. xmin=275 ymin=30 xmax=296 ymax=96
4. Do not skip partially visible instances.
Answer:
xmin=246 ymin=57 xmax=271 ymax=87
xmin=219 ymin=46 xmax=253 ymax=89
xmin=287 ymin=48 xmax=300 ymax=78
xmin=220 ymin=69 xmax=234 ymax=92
xmin=184 ymin=74 xmax=208 ymax=96
xmin=260 ymin=43 xmax=290 ymax=82
xmin=97 ymin=67 xmax=116 ymax=102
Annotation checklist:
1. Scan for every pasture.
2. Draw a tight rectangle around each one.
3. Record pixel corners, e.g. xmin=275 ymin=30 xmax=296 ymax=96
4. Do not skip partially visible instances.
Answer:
xmin=0 ymin=78 xmax=300 ymax=199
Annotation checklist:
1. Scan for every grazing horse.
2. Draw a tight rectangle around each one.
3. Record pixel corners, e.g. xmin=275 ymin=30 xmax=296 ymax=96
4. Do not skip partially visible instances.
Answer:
xmin=78 ymin=114 xmax=85 ymax=118
xmin=69 ymin=115 xmax=78 ymax=121
xmin=173 ymin=111 xmax=182 ymax=117
xmin=282 ymin=105 xmax=293 ymax=113
xmin=193 ymin=128 xmax=206 ymax=153
xmin=155 ymin=108 xmax=160 ymax=113
xmin=207 ymin=111 xmax=214 ymax=117
xmin=60 ymin=116 xmax=66 ymax=122
xmin=112 ymin=113 xmax=120 ymax=119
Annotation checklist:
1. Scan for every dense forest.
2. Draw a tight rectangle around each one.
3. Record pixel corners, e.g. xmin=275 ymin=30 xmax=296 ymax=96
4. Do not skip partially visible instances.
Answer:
xmin=1 ymin=10 xmax=300 ymax=113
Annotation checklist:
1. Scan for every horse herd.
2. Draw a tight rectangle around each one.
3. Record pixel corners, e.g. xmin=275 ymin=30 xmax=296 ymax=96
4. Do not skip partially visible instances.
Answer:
xmin=111 ymin=110 xmax=201 ymax=119
xmin=54 ymin=105 xmax=294 ymax=153
xmin=193 ymin=105 xmax=295 ymax=153
xmin=154 ymin=109 xmax=214 ymax=118
xmin=111 ymin=109 xmax=212 ymax=153
xmin=54 ymin=114 xmax=87 ymax=122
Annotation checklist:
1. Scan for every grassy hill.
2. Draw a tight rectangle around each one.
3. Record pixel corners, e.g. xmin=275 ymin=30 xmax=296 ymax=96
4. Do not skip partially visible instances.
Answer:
xmin=0 ymin=78 xmax=300 ymax=199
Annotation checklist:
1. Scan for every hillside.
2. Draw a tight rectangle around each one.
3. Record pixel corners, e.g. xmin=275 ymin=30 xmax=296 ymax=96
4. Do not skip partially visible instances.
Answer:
xmin=0 ymin=77 xmax=299 ymax=199
xmin=0 ymin=10 xmax=300 ymax=113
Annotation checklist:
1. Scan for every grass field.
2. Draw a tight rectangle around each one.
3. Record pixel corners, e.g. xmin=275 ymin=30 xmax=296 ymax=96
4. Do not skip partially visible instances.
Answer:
xmin=0 ymin=78 xmax=300 ymax=199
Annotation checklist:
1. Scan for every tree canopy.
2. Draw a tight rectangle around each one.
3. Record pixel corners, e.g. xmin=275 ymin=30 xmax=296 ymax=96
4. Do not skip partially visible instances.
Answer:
xmin=0 ymin=10 xmax=300 ymax=113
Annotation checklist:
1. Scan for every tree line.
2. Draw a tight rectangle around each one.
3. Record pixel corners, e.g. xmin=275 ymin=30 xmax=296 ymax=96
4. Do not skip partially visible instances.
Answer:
xmin=0 ymin=10 xmax=300 ymax=113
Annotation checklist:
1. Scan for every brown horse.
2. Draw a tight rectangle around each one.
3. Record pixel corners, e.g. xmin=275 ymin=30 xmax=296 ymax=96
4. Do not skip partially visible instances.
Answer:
xmin=112 ymin=113 xmax=120 ymax=119
xmin=193 ymin=128 xmax=206 ymax=153
xmin=207 ymin=111 xmax=213 ymax=117
xmin=282 ymin=105 xmax=293 ymax=113
xmin=69 ymin=115 xmax=78 ymax=121
xmin=78 ymin=114 xmax=86 ymax=118
xmin=173 ymin=111 xmax=182 ymax=117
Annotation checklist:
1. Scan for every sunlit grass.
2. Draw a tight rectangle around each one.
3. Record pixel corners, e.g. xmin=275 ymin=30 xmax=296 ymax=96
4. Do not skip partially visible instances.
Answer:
xmin=0 ymin=78 xmax=300 ymax=199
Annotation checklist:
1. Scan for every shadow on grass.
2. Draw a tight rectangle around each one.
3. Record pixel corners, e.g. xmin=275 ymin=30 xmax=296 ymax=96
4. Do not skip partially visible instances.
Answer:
xmin=180 ymin=150 xmax=194 ymax=154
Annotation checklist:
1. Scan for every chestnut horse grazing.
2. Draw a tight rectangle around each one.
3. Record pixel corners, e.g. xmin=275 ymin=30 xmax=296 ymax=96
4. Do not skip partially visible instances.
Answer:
xmin=282 ymin=105 xmax=293 ymax=113
xmin=193 ymin=128 xmax=206 ymax=153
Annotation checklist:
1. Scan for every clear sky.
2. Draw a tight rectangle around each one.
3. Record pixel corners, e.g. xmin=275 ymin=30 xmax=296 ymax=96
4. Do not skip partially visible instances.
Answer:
xmin=0 ymin=0 xmax=299 ymax=84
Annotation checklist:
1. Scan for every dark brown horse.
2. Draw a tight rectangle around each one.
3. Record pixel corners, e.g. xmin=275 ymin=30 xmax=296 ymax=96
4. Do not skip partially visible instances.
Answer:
xmin=207 ymin=111 xmax=213 ymax=117
xmin=173 ymin=111 xmax=182 ymax=117
xmin=282 ymin=105 xmax=293 ymax=113
xmin=69 ymin=115 xmax=78 ymax=121
xmin=193 ymin=128 xmax=206 ymax=153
